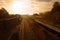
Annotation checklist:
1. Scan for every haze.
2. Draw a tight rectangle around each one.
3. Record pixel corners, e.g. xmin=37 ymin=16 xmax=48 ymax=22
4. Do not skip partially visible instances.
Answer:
xmin=0 ymin=0 xmax=60 ymax=15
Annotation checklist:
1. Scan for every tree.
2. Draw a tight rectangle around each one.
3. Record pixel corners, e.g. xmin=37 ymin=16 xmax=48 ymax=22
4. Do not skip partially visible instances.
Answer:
xmin=51 ymin=2 xmax=60 ymax=13
xmin=0 ymin=8 xmax=9 ymax=18
xmin=50 ymin=2 xmax=60 ymax=24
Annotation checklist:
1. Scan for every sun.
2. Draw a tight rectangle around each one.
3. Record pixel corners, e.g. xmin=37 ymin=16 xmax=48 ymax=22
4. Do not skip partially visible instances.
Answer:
xmin=7 ymin=1 xmax=33 ymax=15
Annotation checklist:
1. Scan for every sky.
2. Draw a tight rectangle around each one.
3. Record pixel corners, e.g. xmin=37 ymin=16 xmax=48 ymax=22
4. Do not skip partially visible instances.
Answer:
xmin=0 ymin=0 xmax=60 ymax=15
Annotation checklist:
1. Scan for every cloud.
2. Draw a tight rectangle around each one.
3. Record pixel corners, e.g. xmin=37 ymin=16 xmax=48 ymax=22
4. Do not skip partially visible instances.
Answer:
xmin=0 ymin=0 xmax=13 ymax=7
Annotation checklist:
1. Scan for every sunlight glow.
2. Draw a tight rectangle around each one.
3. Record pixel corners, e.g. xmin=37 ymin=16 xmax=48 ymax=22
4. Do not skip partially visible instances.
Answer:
xmin=0 ymin=0 xmax=53 ymax=15
xmin=7 ymin=1 xmax=34 ymax=15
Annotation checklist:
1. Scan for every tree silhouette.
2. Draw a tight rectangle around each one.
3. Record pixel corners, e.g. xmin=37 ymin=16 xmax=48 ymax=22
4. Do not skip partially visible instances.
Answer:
xmin=51 ymin=2 xmax=60 ymax=13
xmin=0 ymin=8 xmax=9 ymax=18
